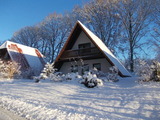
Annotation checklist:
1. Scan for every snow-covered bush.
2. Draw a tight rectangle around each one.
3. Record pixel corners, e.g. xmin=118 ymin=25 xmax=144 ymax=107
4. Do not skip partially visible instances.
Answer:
xmin=134 ymin=60 xmax=160 ymax=82
xmin=0 ymin=60 xmax=7 ymax=78
xmin=6 ymin=61 xmax=21 ymax=79
xmin=0 ymin=59 xmax=21 ymax=79
xmin=150 ymin=61 xmax=160 ymax=82
xmin=106 ymin=66 xmax=119 ymax=82
xmin=81 ymin=71 xmax=103 ymax=88
xmin=65 ymin=72 xmax=82 ymax=80
xmin=40 ymin=62 xmax=56 ymax=79
xmin=90 ymin=67 xmax=106 ymax=77
xmin=34 ymin=62 xmax=62 ymax=82
xmin=135 ymin=59 xmax=152 ymax=82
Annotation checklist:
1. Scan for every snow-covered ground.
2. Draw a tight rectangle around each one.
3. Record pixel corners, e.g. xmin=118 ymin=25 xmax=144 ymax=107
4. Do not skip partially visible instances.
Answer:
xmin=0 ymin=77 xmax=160 ymax=120
xmin=0 ymin=106 xmax=26 ymax=120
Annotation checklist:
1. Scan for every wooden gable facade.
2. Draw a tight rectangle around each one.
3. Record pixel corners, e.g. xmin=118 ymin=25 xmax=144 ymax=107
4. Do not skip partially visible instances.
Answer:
xmin=55 ymin=21 xmax=131 ymax=77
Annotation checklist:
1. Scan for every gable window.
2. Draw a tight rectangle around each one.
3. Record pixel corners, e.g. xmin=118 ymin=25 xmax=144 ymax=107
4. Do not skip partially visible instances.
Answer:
xmin=93 ymin=63 xmax=101 ymax=71
xmin=78 ymin=43 xmax=91 ymax=56
xmin=82 ymin=64 xmax=89 ymax=74
xmin=71 ymin=65 xmax=78 ymax=73
xmin=78 ymin=43 xmax=91 ymax=49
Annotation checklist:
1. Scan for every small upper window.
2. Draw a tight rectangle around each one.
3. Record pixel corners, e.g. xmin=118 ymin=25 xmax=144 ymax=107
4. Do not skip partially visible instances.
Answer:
xmin=78 ymin=43 xmax=91 ymax=49
xmin=93 ymin=63 xmax=101 ymax=71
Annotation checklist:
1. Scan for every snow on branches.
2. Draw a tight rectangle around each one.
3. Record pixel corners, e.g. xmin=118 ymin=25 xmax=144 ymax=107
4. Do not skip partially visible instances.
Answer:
xmin=0 ymin=59 xmax=21 ymax=79
xmin=34 ymin=62 xmax=62 ymax=82
xmin=107 ymin=66 xmax=119 ymax=82
xmin=81 ymin=71 xmax=103 ymax=88
xmin=150 ymin=61 xmax=160 ymax=82
xmin=135 ymin=59 xmax=160 ymax=82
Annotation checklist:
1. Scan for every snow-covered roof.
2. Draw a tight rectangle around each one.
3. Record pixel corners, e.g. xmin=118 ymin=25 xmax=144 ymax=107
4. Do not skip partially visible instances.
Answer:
xmin=0 ymin=41 xmax=45 ymax=75
xmin=0 ymin=41 xmax=44 ymax=57
xmin=77 ymin=21 xmax=131 ymax=77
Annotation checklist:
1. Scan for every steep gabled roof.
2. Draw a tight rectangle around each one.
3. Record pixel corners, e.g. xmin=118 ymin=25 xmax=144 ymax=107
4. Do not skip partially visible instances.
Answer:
xmin=0 ymin=41 xmax=44 ymax=57
xmin=55 ymin=21 xmax=131 ymax=77
xmin=0 ymin=41 xmax=45 ymax=75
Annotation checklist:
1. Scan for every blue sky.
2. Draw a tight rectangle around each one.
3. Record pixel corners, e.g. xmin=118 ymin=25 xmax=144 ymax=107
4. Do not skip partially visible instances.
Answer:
xmin=0 ymin=0 xmax=88 ymax=42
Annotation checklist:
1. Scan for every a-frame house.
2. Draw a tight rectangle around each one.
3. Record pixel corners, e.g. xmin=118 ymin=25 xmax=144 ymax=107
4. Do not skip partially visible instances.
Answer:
xmin=0 ymin=41 xmax=45 ymax=75
xmin=54 ymin=21 xmax=131 ymax=77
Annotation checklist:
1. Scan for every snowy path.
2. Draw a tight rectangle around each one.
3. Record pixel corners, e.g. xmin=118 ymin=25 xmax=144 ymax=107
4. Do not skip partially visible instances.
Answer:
xmin=0 ymin=78 xmax=160 ymax=120
xmin=0 ymin=106 xmax=26 ymax=120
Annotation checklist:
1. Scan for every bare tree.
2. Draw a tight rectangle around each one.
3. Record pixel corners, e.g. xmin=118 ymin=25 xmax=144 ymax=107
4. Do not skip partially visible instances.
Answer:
xmin=64 ymin=5 xmax=85 ymax=31
xmin=116 ymin=0 xmax=153 ymax=72
xmin=39 ymin=13 xmax=70 ymax=62
xmin=11 ymin=26 xmax=40 ymax=48
xmin=152 ymin=0 xmax=160 ymax=61
xmin=10 ymin=11 xmax=78 ymax=62
xmin=81 ymin=0 xmax=122 ymax=52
